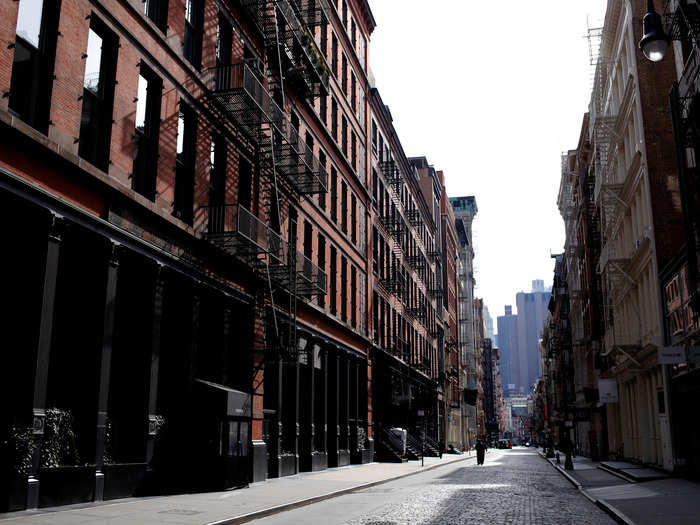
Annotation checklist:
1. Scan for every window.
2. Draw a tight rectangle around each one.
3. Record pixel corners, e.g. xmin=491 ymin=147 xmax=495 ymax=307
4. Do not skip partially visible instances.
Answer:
xmin=331 ymin=33 xmax=338 ymax=77
xmin=341 ymin=256 xmax=348 ymax=322
xmin=216 ymin=13 xmax=233 ymax=67
xmin=318 ymin=235 xmax=326 ymax=308
xmin=173 ymin=102 xmax=197 ymax=223
xmin=341 ymin=181 xmax=348 ymax=234
xmin=342 ymin=116 xmax=348 ymax=156
xmin=145 ymin=0 xmax=168 ymax=33
xmin=351 ymin=193 xmax=357 ymax=244
xmin=371 ymin=121 xmax=377 ymax=154
xmin=184 ymin=0 xmax=203 ymax=69
xmin=351 ymin=19 xmax=356 ymax=49
xmin=331 ymin=98 xmax=338 ymax=141
xmin=320 ymin=17 xmax=328 ymax=58
xmin=319 ymin=94 xmax=327 ymax=126
xmin=209 ymin=133 xmax=227 ymax=209
xmin=372 ymin=227 xmax=378 ymax=274
xmin=237 ymin=157 xmax=252 ymax=211
xmin=342 ymin=54 xmax=348 ymax=93
xmin=342 ymin=0 xmax=348 ymax=29
xmin=351 ymin=73 xmax=356 ymax=112
xmin=330 ymin=167 xmax=338 ymax=223
xmin=303 ymin=220 xmax=313 ymax=260
xmin=132 ymin=66 xmax=162 ymax=201
xmin=351 ymin=131 xmax=356 ymax=169
xmin=372 ymin=169 xmax=378 ymax=203
xmin=78 ymin=17 xmax=118 ymax=172
xmin=330 ymin=246 xmax=337 ymax=315
xmin=318 ymin=151 xmax=327 ymax=211
xmin=351 ymin=266 xmax=357 ymax=328
xmin=9 ymin=0 xmax=61 ymax=133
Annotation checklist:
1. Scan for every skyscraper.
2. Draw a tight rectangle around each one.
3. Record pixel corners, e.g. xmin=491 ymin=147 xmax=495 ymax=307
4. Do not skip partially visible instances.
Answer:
xmin=497 ymin=305 xmax=518 ymax=396
xmin=515 ymin=285 xmax=551 ymax=394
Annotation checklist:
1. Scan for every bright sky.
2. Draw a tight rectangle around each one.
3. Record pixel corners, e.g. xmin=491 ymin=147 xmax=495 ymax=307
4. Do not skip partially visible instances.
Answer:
xmin=369 ymin=0 xmax=608 ymax=320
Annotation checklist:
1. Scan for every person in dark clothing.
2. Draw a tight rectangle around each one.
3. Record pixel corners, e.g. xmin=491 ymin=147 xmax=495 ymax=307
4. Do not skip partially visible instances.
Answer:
xmin=438 ymin=440 xmax=444 ymax=459
xmin=475 ymin=440 xmax=486 ymax=465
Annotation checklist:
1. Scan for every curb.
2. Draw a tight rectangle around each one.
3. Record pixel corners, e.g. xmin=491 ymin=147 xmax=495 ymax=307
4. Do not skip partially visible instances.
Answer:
xmin=206 ymin=455 xmax=476 ymax=525
xmin=538 ymin=452 xmax=636 ymax=525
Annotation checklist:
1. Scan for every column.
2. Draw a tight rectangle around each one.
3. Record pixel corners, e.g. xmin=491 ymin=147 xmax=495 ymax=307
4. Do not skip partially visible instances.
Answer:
xmin=309 ymin=342 xmax=316 ymax=458
xmin=94 ymin=242 xmax=122 ymax=501
xmin=145 ymin=265 xmax=165 ymax=467
xmin=345 ymin=356 xmax=350 ymax=453
xmin=26 ymin=213 xmax=66 ymax=509
xmin=294 ymin=356 xmax=300 ymax=473
xmin=322 ymin=346 xmax=328 ymax=456
xmin=276 ymin=360 xmax=283 ymax=477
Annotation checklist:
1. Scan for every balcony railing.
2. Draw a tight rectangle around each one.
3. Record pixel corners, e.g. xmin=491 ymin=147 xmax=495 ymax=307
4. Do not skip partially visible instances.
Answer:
xmin=267 ymin=124 xmax=329 ymax=195
xmin=206 ymin=63 xmax=284 ymax=141
xmin=379 ymin=160 xmax=403 ymax=190
xmin=407 ymin=209 xmax=422 ymax=226
xmin=297 ymin=250 xmax=328 ymax=296
xmin=202 ymin=204 xmax=326 ymax=296
xmin=275 ymin=0 xmax=331 ymax=97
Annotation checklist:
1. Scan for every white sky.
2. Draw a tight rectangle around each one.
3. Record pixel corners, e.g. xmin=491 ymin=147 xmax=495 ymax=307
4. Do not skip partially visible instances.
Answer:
xmin=369 ymin=0 xmax=609 ymax=321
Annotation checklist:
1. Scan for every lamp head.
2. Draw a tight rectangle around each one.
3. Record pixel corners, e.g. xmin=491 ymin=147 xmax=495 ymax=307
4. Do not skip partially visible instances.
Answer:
xmin=640 ymin=0 xmax=669 ymax=62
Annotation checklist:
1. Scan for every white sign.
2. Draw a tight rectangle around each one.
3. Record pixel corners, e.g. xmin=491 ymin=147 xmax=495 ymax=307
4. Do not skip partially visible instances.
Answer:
xmin=598 ymin=378 xmax=618 ymax=404
xmin=659 ymin=346 xmax=686 ymax=365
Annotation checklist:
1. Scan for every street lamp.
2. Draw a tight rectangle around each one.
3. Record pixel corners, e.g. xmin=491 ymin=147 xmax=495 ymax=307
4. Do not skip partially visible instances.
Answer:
xmin=639 ymin=0 xmax=670 ymax=62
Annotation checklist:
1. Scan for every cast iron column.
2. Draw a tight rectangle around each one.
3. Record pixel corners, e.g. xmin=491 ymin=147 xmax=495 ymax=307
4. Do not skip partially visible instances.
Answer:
xmin=322 ymin=346 xmax=328 ymax=456
xmin=94 ymin=242 xmax=122 ymax=501
xmin=145 ymin=265 xmax=165 ymax=466
xmin=26 ymin=213 xmax=66 ymax=509
xmin=345 ymin=355 xmax=350 ymax=454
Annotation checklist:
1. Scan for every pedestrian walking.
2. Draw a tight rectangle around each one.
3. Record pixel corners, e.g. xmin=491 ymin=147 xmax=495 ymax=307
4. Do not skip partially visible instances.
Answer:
xmin=475 ymin=440 xmax=486 ymax=465
xmin=438 ymin=440 xmax=444 ymax=459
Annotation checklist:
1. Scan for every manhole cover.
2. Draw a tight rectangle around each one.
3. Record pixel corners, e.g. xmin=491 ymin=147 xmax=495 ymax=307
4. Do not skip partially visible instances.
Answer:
xmin=159 ymin=509 xmax=205 ymax=516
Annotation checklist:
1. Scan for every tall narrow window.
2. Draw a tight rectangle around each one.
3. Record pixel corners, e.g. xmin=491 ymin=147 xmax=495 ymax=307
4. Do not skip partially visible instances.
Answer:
xmin=215 ymin=13 xmax=233 ymax=90
xmin=351 ymin=131 xmax=356 ymax=169
xmin=351 ymin=73 xmax=357 ymax=112
xmin=330 ymin=167 xmax=338 ymax=223
xmin=331 ymin=98 xmax=338 ymax=141
xmin=174 ymin=102 xmax=197 ymax=224
xmin=184 ymin=0 xmax=203 ymax=69
xmin=132 ymin=66 xmax=162 ymax=201
xmin=351 ymin=193 xmax=357 ymax=244
xmin=351 ymin=266 xmax=357 ymax=328
xmin=331 ymin=33 xmax=338 ymax=77
xmin=372 ymin=227 xmax=378 ymax=274
xmin=341 ymin=257 xmax=348 ymax=322
xmin=341 ymin=116 xmax=348 ymax=156
xmin=318 ymin=235 xmax=326 ymax=308
xmin=341 ymin=181 xmax=348 ymax=234
xmin=319 ymin=94 xmax=327 ymax=126
xmin=78 ymin=17 xmax=118 ymax=172
xmin=209 ymin=133 xmax=227 ymax=207
xmin=318 ymin=151 xmax=327 ymax=211
xmin=320 ymin=18 xmax=328 ymax=58
xmin=9 ymin=0 xmax=61 ymax=133
xmin=342 ymin=0 xmax=348 ymax=29
xmin=237 ymin=157 xmax=252 ymax=211
xmin=303 ymin=220 xmax=313 ymax=260
xmin=342 ymin=54 xmax=348 ymax=94
xmin=330 ymin=246 xmax=337 ymax=315
xmin=145 ymin=0 xmax=168 ymax=32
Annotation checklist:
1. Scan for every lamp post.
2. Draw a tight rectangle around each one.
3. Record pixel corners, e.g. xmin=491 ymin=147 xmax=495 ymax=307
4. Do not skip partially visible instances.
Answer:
xmin=639 ymin=0 xmax=670 ymax=62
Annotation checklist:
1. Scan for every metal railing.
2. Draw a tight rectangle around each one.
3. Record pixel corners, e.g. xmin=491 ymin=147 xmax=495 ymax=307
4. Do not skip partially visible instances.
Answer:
xmin=296 ymin=250 xmax=327 ymax=295
xmin=206 ymin=63 xmax=285 ymax=138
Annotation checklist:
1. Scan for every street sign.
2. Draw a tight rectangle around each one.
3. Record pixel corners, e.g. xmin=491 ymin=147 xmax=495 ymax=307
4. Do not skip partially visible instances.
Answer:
xmin=598 ymin=378 xmax=618 ymax=403
xmin=659 ymin=346 xmax=686 ymax=365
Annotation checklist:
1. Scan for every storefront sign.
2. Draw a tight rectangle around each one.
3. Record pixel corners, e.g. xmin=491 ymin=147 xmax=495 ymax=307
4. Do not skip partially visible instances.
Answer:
xmin=598 ymin=378 xmax=618 ymax=403
xmin=659 ymin=346 xmax=686 ymax=365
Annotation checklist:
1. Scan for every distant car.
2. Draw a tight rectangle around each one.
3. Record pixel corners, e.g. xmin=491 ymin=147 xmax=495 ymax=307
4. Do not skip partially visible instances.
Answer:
xmin=497 ymin=439 xmax=509 ymax=449
xmin=525 ymin=441 xmax=531 ymax=447
xmin=507 ymin=440 xmax=512 ymax=449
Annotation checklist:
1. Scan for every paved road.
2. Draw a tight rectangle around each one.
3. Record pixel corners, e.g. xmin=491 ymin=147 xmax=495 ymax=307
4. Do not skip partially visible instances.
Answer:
xmin=249 ymin=448 xmax=615 ymax=525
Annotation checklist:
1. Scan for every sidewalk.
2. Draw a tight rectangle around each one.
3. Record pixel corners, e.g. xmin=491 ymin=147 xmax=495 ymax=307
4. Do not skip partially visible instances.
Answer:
xmin=0 ymin=454 xmax=474 ymax=525
xmin=540 ymin=451 xmax=700 ymax=524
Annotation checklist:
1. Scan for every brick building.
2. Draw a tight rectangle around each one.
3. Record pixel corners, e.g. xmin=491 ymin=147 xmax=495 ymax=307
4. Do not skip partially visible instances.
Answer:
xmin=0 ymin=0 xmax=383 ymax=511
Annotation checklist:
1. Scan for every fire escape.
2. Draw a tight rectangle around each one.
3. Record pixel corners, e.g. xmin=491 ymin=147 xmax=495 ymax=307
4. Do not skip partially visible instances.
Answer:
xmin=200 ymin=0 xmax=330 ymax=364
xmin=667 ymin=0 xmax=700 ymax=319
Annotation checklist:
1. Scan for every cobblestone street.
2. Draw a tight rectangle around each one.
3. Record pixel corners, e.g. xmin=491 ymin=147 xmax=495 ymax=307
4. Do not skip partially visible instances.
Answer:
xmin=250 ymin=448 xmax=615 ymax=525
